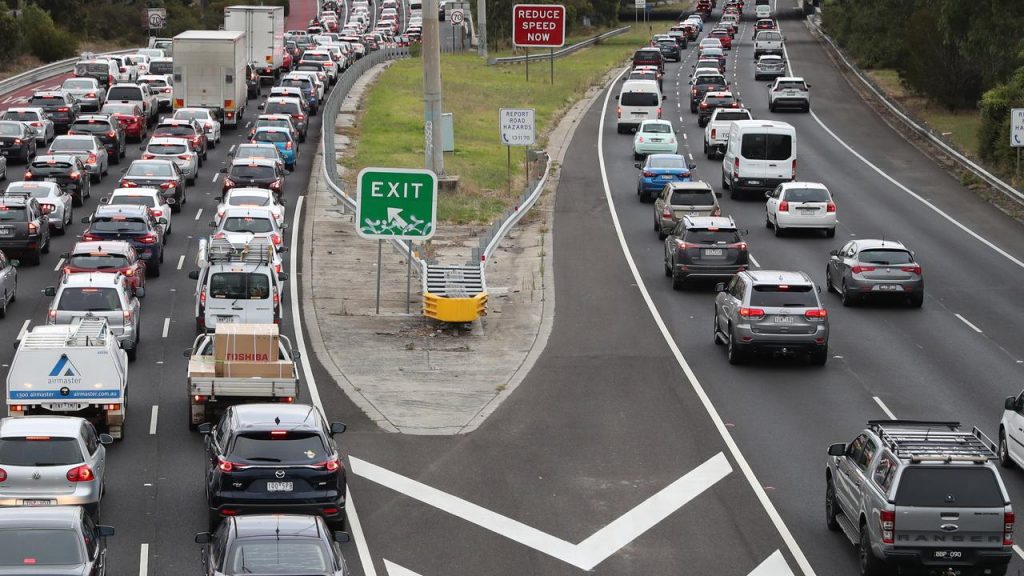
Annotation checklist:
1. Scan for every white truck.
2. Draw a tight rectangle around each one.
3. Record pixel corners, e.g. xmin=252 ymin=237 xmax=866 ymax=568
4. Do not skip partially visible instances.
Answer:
xmin=184 ymin=323 xmax=300 ymax=429
xmin=7 ymin=318 xmax=129 ymax=439
xmin=703 ymin=107 xmax=752 ymax=159
xmin=224 ymin=6 xmax=285 ymax=83
xmin=172 ymin=30 xmax=248 ymax=127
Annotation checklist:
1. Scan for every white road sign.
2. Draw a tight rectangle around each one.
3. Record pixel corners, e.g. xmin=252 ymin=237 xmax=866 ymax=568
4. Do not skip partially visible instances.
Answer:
xmin=499 ymin=108 xmax=535 ymax=147
xmin=1012 ymin=108 xmax=1024 ymax=147
xmin=449 ymin=8 xmax=464 ymax=24
xmin=634 ymin=0 xmax=645 ymax=9
xmin=147 ymin=8 xmax=166 ymax=29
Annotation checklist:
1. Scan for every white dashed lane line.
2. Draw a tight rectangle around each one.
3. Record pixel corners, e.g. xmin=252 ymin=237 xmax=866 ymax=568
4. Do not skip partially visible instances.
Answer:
xmin=954 ymin=313 xmax=983 ymax=334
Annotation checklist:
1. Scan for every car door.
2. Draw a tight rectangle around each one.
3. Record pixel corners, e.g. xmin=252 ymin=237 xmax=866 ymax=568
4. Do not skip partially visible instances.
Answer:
xmin=834 ymin=434 xmax=867 ymax=516
xmin=716 ymin=274 xmax=742 ymax=332
xmin=828 ymin=241 xmax=853 ymax=282
xmin=1006 ymin=392 xmax=1024 ymax=463
xmin=82 ymin=421 xmax=106 ymax=486
xmin=765 ymin=185 xmax=780 ymax=217
xmin=665 ymin=219 xmax=682 ymax=265
xmin=0 ymin=252 xmax=13 ymax=302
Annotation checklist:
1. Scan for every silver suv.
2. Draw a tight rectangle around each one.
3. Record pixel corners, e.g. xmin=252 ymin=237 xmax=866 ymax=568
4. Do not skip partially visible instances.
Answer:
xmin=826 ymin=421 xmax=1014 ymax=576
xmin=713 ymin=270 xmax=829 ymax=365
xmin=44 ymin=271 xmax=142 ymax=360
xmin=0 ymin=417 xmax=111 ymax=518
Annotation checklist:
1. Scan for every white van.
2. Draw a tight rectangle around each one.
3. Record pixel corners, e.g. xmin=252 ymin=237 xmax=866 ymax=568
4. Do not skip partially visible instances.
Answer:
xmin=189 ymin=235 xmax=286 ymax=332
xmin=721 ymin=120 xmax=797 ymax=199
xmin=616 ymin=79 xmax=662 ymax=133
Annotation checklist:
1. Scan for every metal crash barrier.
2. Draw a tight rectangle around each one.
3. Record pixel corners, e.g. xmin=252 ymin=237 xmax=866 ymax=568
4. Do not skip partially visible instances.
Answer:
xmin=423 ymin=264 xmax=487 ymax=323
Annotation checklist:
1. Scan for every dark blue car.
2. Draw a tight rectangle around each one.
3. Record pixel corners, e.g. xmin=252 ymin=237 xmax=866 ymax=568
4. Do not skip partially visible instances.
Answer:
xmin=636 ymin=154 xmax=693 ymax=202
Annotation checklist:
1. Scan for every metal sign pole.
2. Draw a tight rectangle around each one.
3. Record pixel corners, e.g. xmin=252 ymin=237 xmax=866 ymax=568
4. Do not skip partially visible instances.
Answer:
xmin=375 ymin=239 xmax=383 ymax=314
xmin=1018 ymin=148 xmax=1021 ymax=182
xmin=549 ymin=48 xmax=553 ymax=84
xmin=525 ymin=47 xmax=529 ymax=81
xmin=507 ymin=145 xmax=512 ymax=197
xmin=406 ymin=243 xmax=412 ymax=313
xmin=525 ymin=146 xmax=529 ymax=189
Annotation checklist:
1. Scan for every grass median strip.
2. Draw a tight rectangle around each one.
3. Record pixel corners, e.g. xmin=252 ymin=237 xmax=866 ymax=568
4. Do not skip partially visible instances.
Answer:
xmin=341 ymin=26 xmax=667 ymax=224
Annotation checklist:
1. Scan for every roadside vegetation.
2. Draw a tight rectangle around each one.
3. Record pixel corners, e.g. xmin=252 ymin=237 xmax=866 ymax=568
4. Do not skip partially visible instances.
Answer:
xmin=823 ymin=0 xmax=1024 ymax=185
xmin=342 ymin=26 xmax=667 ymax=223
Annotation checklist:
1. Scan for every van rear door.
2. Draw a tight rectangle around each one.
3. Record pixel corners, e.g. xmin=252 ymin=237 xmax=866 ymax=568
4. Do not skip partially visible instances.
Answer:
xmin=204 ymin=268 xmax=275 ymax=327
xmin=739 ymin=130 xmax=793 ymax=183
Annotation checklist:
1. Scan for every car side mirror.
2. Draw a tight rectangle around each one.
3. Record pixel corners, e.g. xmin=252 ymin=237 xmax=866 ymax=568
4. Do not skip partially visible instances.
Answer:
xmin=98 ymin=433 xmax=114 ymax=445
xmin=687 ymin=162 xmax=696 ymax=170
xmin=183 ymin=347 xmax=193 ymax=357
xmin=81 ymin=216 xmax=92 ymax=223
xmin=828 ymin=443 xmax=846 ymax=457
xmin=43 ymin=287 xmax=56 ymax=297
xmin=278 ymin=272 xmax=289 ymax=281
xmin=8 ymin=259 xmax=17 ymax=267
xmin=194 ymin=532 xmax=212 ymax=544
xmin=334 ymin=531 xmax=351 ymax=543
xmin=280 ymin=222 xmax=288 ymax=229
xmin=816 ymin=285 xmax=821 ymax=293
xmin=828 ymin=249 xmax=839 ymax=257
xmin=634 ymin=163 xmax=642 ymax=169
xmin=135 ymin=287 xmax=146 ymax=299
xmin=208 ymin=221 xmax=217 ymax=227
xmin=197 ymin=423 xmax=213 ymax=435
xmin=158 ymin=217 xmax=168 ymax=225
xmin=219 ymin=167 xmax=227 ymax=173
xmin=98 ymin=526 xmax=115 ymax=537
xmin=662 ymin=94 xmax=667 ymax=101
xmin=59 ymin=252 xmax=69 ymax=259
xmin=1006 ymin=396 xmax=1017 ymax=411
xmin=330 ymin=422 xmax=347 ymax=435
xmin=257 ymin=103 xmax=266 ymax=110
xmin=714 ymin=282 xmax=726 ymax=292
xmin=188 ymin=270 xmax=200 ymax=280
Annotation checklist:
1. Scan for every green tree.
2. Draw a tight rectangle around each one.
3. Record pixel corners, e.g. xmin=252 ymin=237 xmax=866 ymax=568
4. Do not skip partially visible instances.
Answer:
xmin=0 ymin=10 xmax=24 ymax=63
xmin=21 ymin=4 xmax=78 ymax=62
xmin=978 ymin=67 xmax=1024 ymax=176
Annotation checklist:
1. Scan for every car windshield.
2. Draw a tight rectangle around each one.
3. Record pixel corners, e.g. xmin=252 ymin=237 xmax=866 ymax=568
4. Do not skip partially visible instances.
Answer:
xmin=175 ymin=111 xmax=208 ymax=121
xmin=0 ymin=124 xmax=22 ymax=136
xmin=31 ymin=160 xmax=73 ymax=172
xmin=127 ymin=162 xmax=173 ymax=177
xmin=107 ymin=87 xmax=141 ymax=100
xmin=715 ymin=111 xmax=749 ymax=121
xmin=894 ymin=468 xmax=1003 ymax=508
xmin=229 ymin=431 xmax=328 ymax=463
xmin=209 ymin=272 xmax=271 ymax=300
xmin=749 ymin=285 xmax=817 ymax=307
xmin=648 ymin=157 xmax=685 ymax=169
xmin=254 ymin=131 xmax=289 ymax=143
xmin=857 ymin=249 xmax=913 ymax=265
xmin=237 ymin=147 xmax=279 ymax=162
xmin=75 ymin=62 xmax=109 ymax=75
xmin=226 ymin=540 xmax=331 ymax=574
xmin=642 ymin=123 xmax=671 ymax=134
xmin=231 ymin=165 xmax=276 ymax=179
xmin=684 ymin=229 xmax=740 ymax=244
xmin=140 ymin=79 xmax=168 ymax=88
xmin=695 ymin=76 xmax=725 ymax=86
xmin=776 ymin=81 xmax=807 ymax=90
xmin=63 ymin=79 xmax=95 ymax=91
xmin=28 ymin=96 xmax=65 ymax=108
xmin=783 ymin=187 xmax=829 ymax=202
xmin=303 ymin=53 xmax=329 ymax=61
xmin=149 ymin=61 xmax=173 ymax=75
xmin=57 ymin=287 xmax=122 ymax=311
xmin=0 ymin=529 xmax=84 ymax=566
xmin=90 ymin=216 xmax=148 ymax=233
xmin=670 ymin=190 xmax=714 ymax=206
xmin=155 ymin=126 xmax=194 ymax=137
xmin=110 ymin=195 xmax=156 ymax=208
xmin=2 ymin=111 xmax=37 ymax=121
xmin=70 ymin=122 xmax=111 ymax=133
xmin=221 ymin=216 xmax=274 ymax=234
xmin=49 ymin=139 xmax=91 ymax=152
xmin=757 ymin=32 xmax=782 ymax=41
xmin=0 ymin=437 xmax=83 ymax=466
xmin=68 ymin=253 xmax=130 ymax=269
xmin=228 ymin=194 xmax=271 ymax=207
xmin=265 ymin=102 xmax=299 ymax=115
xmin=0 ymin=206 xmax=27 ymax=221
xmin=621 ymin=92 xmax=659 ymax=107
xmin=148 ymin=143 xmax=188 ymax=155
xmin=704 ymin=96 xmax=735 ymax=106
xmin=5 ymin=184 xmax=53 ymax=199
xmin=257 ymin=120 xmax=291 ymax=132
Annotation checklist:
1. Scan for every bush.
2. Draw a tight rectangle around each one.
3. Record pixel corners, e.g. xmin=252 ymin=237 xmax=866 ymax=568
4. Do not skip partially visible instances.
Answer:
xmin=0 ymin=11 xmax=24 ymax=63
xmin=978 ymin=67 xmax=1024 ymax=176
xmin=20 ymin=4 xmax=78 ymax=62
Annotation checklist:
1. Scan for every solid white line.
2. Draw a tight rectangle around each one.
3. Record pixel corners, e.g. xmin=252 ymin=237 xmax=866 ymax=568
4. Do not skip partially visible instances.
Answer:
xmin=53 ymin=257 xmax=64 ymax=272
xmin=954 ymin=313 xmax=983 ymax=334
xmin=177 ymin=254 xmax=185 ymax=270
xmin=194 ymin=208 xmax=203 ymax=221
xmin=347 ymin=485 xmax=379 ymax=576
xmin=138 ymin=543 xmax=149 ymax=576
xmin=16 ymin=320 xmax=30 ymax=341
xmin=288 ymin=195 xmax=325 ymax=413
xmin=228 ymin=144 xmax=236 ymax=155
xmin=596 ymin=67 xmax=815 ymax=576
xmin=149 ymin=405 xmax=158 ymax=435
xmin=872 ymin=396 xmax=897 ymax=420
xmin=161 ymin=317 xmax=170 ymax=338
xmin=1014 ymin=544 xmax=1024 ymax=561
xmin=749 ymin=254 xmax=760 ymax=268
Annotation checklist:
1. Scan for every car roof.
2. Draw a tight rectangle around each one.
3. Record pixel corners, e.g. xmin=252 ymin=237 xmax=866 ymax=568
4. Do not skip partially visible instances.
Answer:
xmin=231 ymin=157 xmax=277 ymax=168
xmin=111 ymin=187 xmax=161 ymax=198
xmin=745 ymin=270 xmax=814 ymax=286
xmin=1 ymin=416 xmax=86 ymax=437
xmin=0 ymin=506 xmax=83 ymax=528
xmin=230 ymin=403 xmax=320 ymax=429
xmin=254 ymin=126 xmax=292 ymax=135
xmin=639 ymin=119 xmax=672 ymax=127
xmin=7 ymin=181 xmax=59 ymax=192
xmin=667 ymin=181 xmax=713 ymax=191
xmin=31 ymin=90 xmax=68 ymax=98
xmin=777 ymin=76 xmax=806 ymax=82
xmin=222 ymin=206 xmax=276 ymax=217
xmin=684 ymin=215 xmax=735 ymax=229
xmin=61 ymin=271 xmax=126 ymax=287
xmin=129 ymin=159 xmax=175 ymax=167
xmin=148 ymin=137 xmax=192 ymax=146
xmin=72 ymin=240 xmax=133 ymax=255
xmin=231 ymin=514 xmax=328 ymax=539
xmin=94 ymin=204 xmax=150 ymax=217
xmin=704 ymin=91 xmax=733 ymax=97
xmin=5 ymin=107 xmax=44 ymax=114
xmin=225 ymin=187 xmax=273 ymax=197
xmin=853 ymin=239 xmax=909 ymax=251
xmin=34 ymin=154 xmax=78 ymax=163
xmin=75 ymin=114 xmax=114 ymax=122
xmin=53 ymin=134 xmax=97 ymax=143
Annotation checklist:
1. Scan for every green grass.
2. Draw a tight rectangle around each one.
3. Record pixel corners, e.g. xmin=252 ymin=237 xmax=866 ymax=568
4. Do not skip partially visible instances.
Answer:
xmin=343 ymin=25 xmax=667 ymax=224
xmin=866 ymin=69 xmax=981 ymax=158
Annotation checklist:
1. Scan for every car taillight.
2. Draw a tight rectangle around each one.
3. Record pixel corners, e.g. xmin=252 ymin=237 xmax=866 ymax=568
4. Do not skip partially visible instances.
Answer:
xmin=826 ymin=201 xmax=836 ymax=213
xmin=139 ymin=233 xmax=158 ymax=244
xmin=712 ymin=206 xmax=721 ymax=216
xmin=792 ymin=159 xmax=797 ymax=178
xmin=616 ymin=106 xmax=622 ymax=118
xmin=70 ymin=171 xmax=82 ymax=180
xmin=273 ymin=287 xmax=280 ymax=305
xmin=57 ymin=107 xmax=69 ymax=112
xmin=738 ymin=307 xmax=765 ymax=319
xmin=691 ymin=88 xmax=698 ymax=96
xmin=48 ymin=309 xmax=57 ymax=322
xmin=23 ymin=172 xmax=32 ymax=179
xmin=119 ymin=180 xmax=135 ymax=187
xmin=218 ymin=458 xmax=234 ymax=473
xmin=657 ymin=107 xmax=662 ymax=119
xmin=323 ymin=458 xmax=341 ymax=472
xmin=178 ymin=154 xmax=191 ymax=160
xmin=0 ymin=468 xmax=5 ymax=482
xmin=40 ymin=205 xmax=52 ymax=214
xmin=107 ymin=130 xmax=116 ymax=138
xmin=142 ymin=153 xmax=155 ymax=160
xmin=223 ymin=178 xmax=235 ymax=188
xmin=804 ymin=308 xmax=827 ymax=319
xmin=285 ymin=141 xmax=293 ymax=150
xmin=83 ymin=233 xmax=100 ymax=241
xmin=160 ymin=181 xmax=176 ymax=189
xmin=123 ymin=310 xmax=133 ymax=322
xmin=200 ymin=287 xmax=207 ymax=306
xmin=642 ymin=171 xmax=655 ymax=177
xmin=733 ymin=157 xmax=739 ymax=176
xmin=638 ymin=136 xmax=644 ymax=143
xmin=699 ymin=103 xmax=709 ymax=109
xmin=108 ymin=75 xmax=113 ymax=85
xmin=271 ymin=233 xmax=282 ymax=246
xmin=851 ymin=265 xmax=876 ymax=274
xmin=732 ymin=242 xmax=748 ymax=251
xmin=66 ymin=464 xmax=94 ymax=482
xmin=27 ymin=223 xmax=37 ymax=234
xmin=900 ymin=265 xmax=921 ymax=275
xmin=270 ymin=179 xmax=282 ymax=189
xmin=85 ymin=92 xmax=96 ymax=98
xmin=294 ymin=114 xmax=305 ymax=121
xmin=710 ymin=128 xmax=716 ymax=139
xmin=12 ymin=138 xmax=21 ymax=145
xmin=1005 ymin=512 xmax=1015 ymax=546
xmin=30 ymin=121 xmax=41 ymax=127
xmin=778 ymin=200 xmax=789 ymax=212
xmin=151 ymin=209 xmax=163 ymax=217
xmin=123 ymin=268 xmax=134 ymax=276
xmin=880 ymin=510 xmax=895 ymax=544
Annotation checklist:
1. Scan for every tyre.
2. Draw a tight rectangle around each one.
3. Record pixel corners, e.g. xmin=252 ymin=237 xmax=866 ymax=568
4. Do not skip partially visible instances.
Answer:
xmin=27 ymin=247 xmax=41 ymax=266
xmin=727 ymin=330 xmax=745 ymax=365
xmin=149 ymin=261 xmax=161 ymax=277
xmin=1000 ymin=429 xmax=1015 ymax=468
xmin=769 ymin=101 xmax=776 ymax=113
xmin=825 ymin=268 xmax=836 ymax=293
xmin=671 ymin=272 xmax=686 ymax=291
xmin=859 ymin=526 xmax=888 ymax=576
xmin=810 ymin=346 xmax=828 ymax=366
xmin=773 ymin=219 xmax=783 ymax=237
xmin=111 ymin=148 xmax=120 ymax=165
xmin=690 ymin=104 xmax=697 ymax=113
xmin=633 ymin=152 xmax=641 ymax=161
xmin=721 ymin=170 xmax=730 ymax=190
xmin=85 ymin=501 xmax=100 ymax=521
xmin=841 ymin=281 xmax=857 ymax=307
xmin=908 ymin=292 xmax=923 ymax=308
xmin=713 ymin=314 xmax=723 ymax=345
xmin=126 ymin=344 xmax=137 ymax=362
xmin=664 ymin=257 xmax=672 ymax=277
xmin=825 ymin=227 xmax=836 ymax=238
xmin=188 ymin=177 xmax=196 ymax=186
xmin=0 ymin=290 xmax=7 ymax=318
xmin=825 ymin=477 xmax=840 ymax=531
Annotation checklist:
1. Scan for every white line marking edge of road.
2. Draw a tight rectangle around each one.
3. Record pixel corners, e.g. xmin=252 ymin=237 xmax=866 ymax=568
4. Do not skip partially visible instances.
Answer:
xmin=872 ymin=396 xmax=896 ymax=420
xmin=597 ymin=65 xmax=816 ymax=576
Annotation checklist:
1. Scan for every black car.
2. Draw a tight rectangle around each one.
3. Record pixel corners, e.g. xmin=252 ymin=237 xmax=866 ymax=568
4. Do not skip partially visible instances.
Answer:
xmin=195 ymin=515 xmax=350 ymax=576
xmin=222 ymin=158 xmax=287 ymax=198
xmin=632 ymin=47 xmax=664 ymax=73
xmin=28 ymin=91 xmax=80 ymax=133
xmin=67 ymin=115 xmax=126 ymax=164
xmin=0 ymin=507 xmax=114 ymax=576
xmin=81 ymin=204 xmax=166 ymax=276
xmin=25 ymin=154 xmax=91 ymax=207
xmin=0 ymin=192 xmax=50 ymax=265
xmin=118 ymin=159 xmax=186 ymax=212
xmin=697 ymin=91 xmax=741 ymax=127
xmin=664 ymin=216 xmax=748 ymax=290
xmin=0 ymin=121 xmax=37 ymax=163
xmin=690 ymin=74 xmax=728 ymax=113
xmin=200 ymin=404 xmax=348 ymax=531
xmin=657 ymin=39 xmax=681 ymax=62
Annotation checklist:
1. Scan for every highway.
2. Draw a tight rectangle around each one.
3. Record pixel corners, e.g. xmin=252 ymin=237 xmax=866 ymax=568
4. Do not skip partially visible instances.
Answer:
xmin=3 ymin=0 xmax=1024 ymax=575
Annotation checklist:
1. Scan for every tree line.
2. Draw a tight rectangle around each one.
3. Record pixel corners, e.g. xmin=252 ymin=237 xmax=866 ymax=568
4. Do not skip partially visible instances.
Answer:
xmin=823 ymin=0 xmax=1024 ymax=177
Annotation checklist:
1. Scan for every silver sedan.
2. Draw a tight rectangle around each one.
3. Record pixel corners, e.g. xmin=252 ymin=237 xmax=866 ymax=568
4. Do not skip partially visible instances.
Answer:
xmin=61 ymin=77 xmax=105 ymax=112
xmin=825 ymin=238 xmax=924 ymax=307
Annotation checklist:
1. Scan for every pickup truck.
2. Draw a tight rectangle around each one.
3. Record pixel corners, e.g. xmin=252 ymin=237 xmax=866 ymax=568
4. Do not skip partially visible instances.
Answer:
xmin=704 ymin=107 xmax=752 ymax=159
xmin=105 ymin=83 xmax=159 ymax=126
xmin=753 ymin=30 xmax=784 ymax=59
xmin=185 ymin=324 xmax=300 ymax=429
xmin=0 ymin=193 xmax=50 ymax=265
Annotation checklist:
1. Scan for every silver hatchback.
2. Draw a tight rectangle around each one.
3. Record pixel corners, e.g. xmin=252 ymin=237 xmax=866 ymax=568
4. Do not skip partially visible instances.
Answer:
xmin=825 ymin=239 xmax=923 ymax=307
xmin=714 ymin=270 xmax=829 ymax=365
xmin=0 ymin=416 xmax=111 ymax=518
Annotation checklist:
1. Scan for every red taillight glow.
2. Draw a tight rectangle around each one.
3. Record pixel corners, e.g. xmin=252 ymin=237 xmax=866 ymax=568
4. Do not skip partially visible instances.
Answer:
xmin=70 ymin=172 xmax=81 ymax=180
xmin=178 ymin=154 xmax=191 ymax=160
xmin=66 ymin=464 xmax=94 ymax=482
xmin=739 ymin=307 xmax=765 ymax=319
xmin=200 ymin=287 xmax=207 ymax=306
xmin=826 ymin=201 xmax=836 ymax=213
xmin=218 ymin=458 xmax=234 ymax=473
xmin=324 ymin=458 xmax=341 ymax=472
xmin=851 ymin=265 xmax=876 ymax=274
xmin=138 ymin=233 xmax=158 ymax=244
xmin=1005 ymin=511 xmax=1015 ymax=546
xmin=710 ymin=128 xmax=716 ymax=139
xmin=142 ymin=153 xmax=155 ymax=160
xmin=0 ymin=468 xmax=5 ymax=482
xmin=643 ymin=171 xmax=655 ymax=177
xmin=271 ymin=233 xmax=282 ymax=246
xmin=27 ymin=223 xmax=37 ymax=235
xmin=616 ymin=106 xmax=622 ymax=118
xmin=792 ymin=159 xmax=797 ymax=178
xmin=82 ymin=233 xmax=101 ymax=242
xmin=159 ymin=181 xmax=176 ymax=190
xmin=151 ymin=209 xmax=163 ymax=217
xmin=285 ymin=141 xmax=293 ymax=150
xmin=880 ymin=510 xmax=895 ymax=544
xmin=123 ymin=310 xmax=133 ymax=322
xmin=778 ymin=201 xmax=789 ymax=212
xmin=900 ymin=265 xmax=922 ymax=275
xmin=804 ymin=308 xmax=828 ymax=319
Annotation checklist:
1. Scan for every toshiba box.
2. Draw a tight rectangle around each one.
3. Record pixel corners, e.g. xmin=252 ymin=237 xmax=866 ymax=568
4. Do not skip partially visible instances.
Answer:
xmin=214 ymin=323 xmax=280 ymax=366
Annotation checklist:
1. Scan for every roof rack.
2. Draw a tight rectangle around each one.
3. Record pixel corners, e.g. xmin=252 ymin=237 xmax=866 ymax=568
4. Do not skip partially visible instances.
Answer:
xmin=869 ymin=420 xmax=996 ymax=463
xmin=202 ymin=235 xmax=274 ymax=266
xmin=67 ymin=317 xmax=111 ymax=346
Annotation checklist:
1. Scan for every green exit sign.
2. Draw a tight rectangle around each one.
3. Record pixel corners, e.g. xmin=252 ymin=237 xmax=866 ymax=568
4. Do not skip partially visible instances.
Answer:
xmin=356 ymin=168 xmax=438 ymax=240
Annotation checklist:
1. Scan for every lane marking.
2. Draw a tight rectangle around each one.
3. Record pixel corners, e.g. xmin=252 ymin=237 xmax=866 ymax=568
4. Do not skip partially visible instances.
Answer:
xmin=749 ymin=254 xmax=760 ymax=268
xmin=149 ymin=405 xmax=158 ymax=435
xmin=194 ymin=208 xmax=203 ymax=221
xmin=749 ymin=551 xmax=797 ymax=576
xmin=351 ymin=453 xmax=731 ymax=570
xmin=597 ymin=66 xmax=814 ymax=575
xmin=139 ymin=543 xmax=149 ymax=576
xmin=161 ymin=317 xmax=170 ymax=338
xmin=212 ymin=173 xmax=220 ymax=183
xmin=16 ymin=320 xmax=30 ymax=341
xmin=954 ymin=313 xmax=983 ymax=334
xmin=347 ymin=485 xmax=378 ymax=576
xmin=1014 ymin=544 xmax=1024 ymax=562
xmin=228 ymin=144 xmax=236 ymax=155
xmin=288 ymin=195 xmax=325 ymax=412
xmin=53 ymin=257 xmax=65 ymax=272
xmin=177 ymin=254 xmax=185 ymax=270
xmin=872 ymin=396 xmax=896 ymax=420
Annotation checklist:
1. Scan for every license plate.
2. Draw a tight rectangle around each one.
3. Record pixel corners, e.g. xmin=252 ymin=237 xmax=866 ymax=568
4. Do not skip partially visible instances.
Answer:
xmin=632 ymin=112 xmax=646 ymax=116
xmin=703 ymin=248 xmax=724 ymax=257
xmin=267 ymin=481 xmax=293 ymax=492
xmin=932 ymin=550 xmax=963 ymax=560
xmin=748 ymin=180 xmax=761 ymax=185
xmin=217 ymin=316 xmax=235 ymax=323
xmin=48 ymin=402 xmax=86 ymax=411
xmin=876 ymin=284 xmax=900 ymax=291
xmin=799 ymin=208 xmax=817 ymax=214
xmin=0 ymin=228 xmax=12 ymax=237
xmin=22 ymin=499 xmax=54 ymax=506
xmin=651 ymin=138 xmax=663 ymax=143
xmin=660 ymin=174 xmax=673 ymax=179
xmin=45 ymin=178 xmax=57 ymax=183
xmin=773 ymin=315 xmax=794 ymax=323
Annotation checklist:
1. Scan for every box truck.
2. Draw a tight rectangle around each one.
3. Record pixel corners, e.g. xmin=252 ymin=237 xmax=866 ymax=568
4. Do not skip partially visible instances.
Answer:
xmin=172 ymin=30 xmax=248 ymax=127
xmin=7 ymin=318 xmax=129 ymax=439
xmin=224 ymin=5 xmax=286 ymax=82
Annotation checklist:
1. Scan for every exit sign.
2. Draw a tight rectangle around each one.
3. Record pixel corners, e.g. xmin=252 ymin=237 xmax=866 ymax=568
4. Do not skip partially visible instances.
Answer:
xmin=512 ymin=4 xmax=566 ymax=48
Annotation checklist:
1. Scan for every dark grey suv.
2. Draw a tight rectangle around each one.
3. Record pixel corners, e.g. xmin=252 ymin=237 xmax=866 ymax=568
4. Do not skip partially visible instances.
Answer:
xmin=713 ymin=270 xmax=829 ymax=365
xmin=664 ymin=216 xmax=747 ymax=289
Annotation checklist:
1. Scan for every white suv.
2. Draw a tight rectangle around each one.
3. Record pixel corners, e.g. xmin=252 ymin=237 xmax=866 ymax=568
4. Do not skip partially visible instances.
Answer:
xmin=768 ymin=77 xmax=811 ymax=112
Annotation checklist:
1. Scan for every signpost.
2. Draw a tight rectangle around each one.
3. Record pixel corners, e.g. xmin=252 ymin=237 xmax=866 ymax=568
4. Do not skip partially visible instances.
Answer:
xmin=147 ymin=8 xmax=166 ymax=31
xmin=512 ymin=4 xmax=565 ymax=83
xmin=1013 ymin=108 xmax=1024 ymax=179
xmin=499 ymin=108 xmax=536 ymax=201
xmin=634 ymin=0 xmax=644 ymax=24
xmin=357 ymin=168 xmax=438 ymax=313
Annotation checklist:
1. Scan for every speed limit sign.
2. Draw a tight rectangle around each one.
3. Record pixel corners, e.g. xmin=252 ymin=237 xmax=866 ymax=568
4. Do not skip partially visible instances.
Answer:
xmin=147 ymin=8 xmax=166 ymax=29
xmin=449 ymin=8 xmax=464 ymax=24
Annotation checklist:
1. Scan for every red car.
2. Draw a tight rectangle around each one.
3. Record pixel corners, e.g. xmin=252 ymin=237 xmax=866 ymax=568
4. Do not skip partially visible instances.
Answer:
xmin=709 ymin=29 xmax=732 ymax=49
xmin=696 ymin=0 xmax=711 ymax=15
xmin=281 ymin=50 xmax=293 ymax=70
xmin=101 ymin=102 xmax=147 ymax=141
xmin=755 ymin=18 xmax=777 ymax=34
xmin=61 ymin=240 xmax=146 ymax=294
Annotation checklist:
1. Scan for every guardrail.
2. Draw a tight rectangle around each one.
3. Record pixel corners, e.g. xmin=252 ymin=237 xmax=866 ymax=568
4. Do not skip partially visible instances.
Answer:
xmin=806 ymin=15 xmax=1024 ymax=208
xmin=473 ymin=151 xmax=552 ymax=266
xmin=488 ymin=25 xmax=631 ymax=65
xmin=0 ymin=49 xmax=138 ymax=98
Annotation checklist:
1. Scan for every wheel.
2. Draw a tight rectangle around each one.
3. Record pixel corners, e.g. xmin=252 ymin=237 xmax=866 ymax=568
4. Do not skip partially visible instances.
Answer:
xmin=859 ymin=525 xmax=888 ymax=576
xmin=188 ymin=177 xmax=196 ymax=186
xmin=85 ymin=500 xmax=100 ymax=521
xmin=664 ymin=257 xmax=672 ymax=277
xmin=810 ymin=346 xmax=828 ymax=366
xmin=126 ymin=344 xmax=137 ymax=361
xmin=765 ymin=212 xmax=772 ymax=229
xmin=841 ymin=281 xmax=857 ymax=307
xmin=658 ymin=229 xmax=667 ymax=241
xmin=27 ymin=247 xmax=41 ymax=266
xmin=721 ymin=170 xmax=730 ymax=190
xmin=1000 ymin=429 xmax=1015 ymax=468
xmin=149 ymin=261 xmax=161 ymax=277
xmin=690 ymin=104 xmax=697 ymax=113
xmin=171 ymin=200 xmax=182 ymax=214
xmin=671 ymin=272 xmax=685 ymax=290
xmin=908 ymin=292 xmax=923 ymax=308
xmin=773 ymin=218 xmax=783 ymax=237
xmin=713 ymin=314 xmax=723 ymax=345
xmin=727 ymin=329 xmax=745 ymax=365
xmin=769 ymin=101 xmax=776 ymax=112
xmin=825 ymin=268 xmax=836 ymax=293
xmin=633 ymin=152 xmax=641 ymax=161
xmin=825 ymin=227 xmax=836 ymax=238
xmin=825 ymin=477 xmax=840 ymax=531
xmin=111 ymin=147 xmax=121 ymax=165
xmin=0 ymin=290 xmax=7 ymax=318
